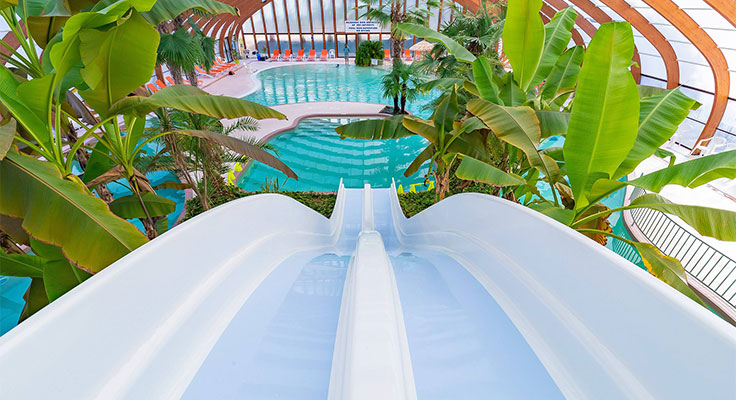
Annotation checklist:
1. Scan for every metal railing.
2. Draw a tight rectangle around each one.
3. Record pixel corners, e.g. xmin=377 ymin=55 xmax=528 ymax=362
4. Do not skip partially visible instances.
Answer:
xmin=628 ymin=188 xmax=736 ymax=308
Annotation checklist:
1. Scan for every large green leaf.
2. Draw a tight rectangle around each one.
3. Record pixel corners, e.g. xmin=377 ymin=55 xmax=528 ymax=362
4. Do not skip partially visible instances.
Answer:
xmin=472 ymin=57 xmax=501 ymax=104
xmin=431 ymin=86 xmax=460 ymax=133
xmin=630 ymin=193 xmax=736 ymax=241
xmin=335 ymin=115 xmax=413 ymax=140
xmin=467 ymin=99 xmax=558 ymax=182
xmin=0 ymin=118 xmax=15 ymax=160
xmin=563 ymin=22 xmax=639 ymax=209
xmin=396 ymin=22 xmax=475 ymax=63
xmin=109 ymin=85 xmax=286 ymax=120
xmin=0 ymin=152 xmax=148 ymax=273
xmin=109 ymin=192 xmax=176 ymax=219
xmin=498 ymin=72 xmax=526 ymax=106
xmin=82 ymin=141 xmax=116 ymax=183
xmin=456 ymin=156 xmax=526 ymax=186
xmin=536 ymin=110 xmax=569 ymax=138
xmin=141 ymin=0 xmax=237 ymax=25
xmin=613 ymin=88 xmax=700 ymax=178
xmin=632 ymin=241 xmax=706 ymax=307
xmin=403 ymin=116 xmax=439 ymax=144
xmin=79 ymin=11 xmax=159 ymax=117
xmin=541 ymin=45 xmax=584 ymax=102
xmin=502 ymin=0 xmax=545 ymax=91
xmin=530 ymin=7 xmax=577 ymax=88
xmin=31 ymin=238 xmax=92 ymax=302
xmin=20 ymin=278 xmax=48 ymax=322
xmin=27 ymin=15 xmax=69 ymax=48
xmin=404 ymin=144 xmax=434 ymax=177
xmin=0 ymin=66 xmax=50 ymax=147
xmin=0 ymin=250 xmax=44 ymax=277
xmin=175 ymin=129 xmax=298 ymax=179
xmin=627 ymin=150 xmax=736 ymax=192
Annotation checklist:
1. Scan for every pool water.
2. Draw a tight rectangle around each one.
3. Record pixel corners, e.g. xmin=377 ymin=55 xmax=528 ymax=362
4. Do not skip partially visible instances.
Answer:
xmin=245 ymin=64 xmax=437 ymax=118
xmin=238 ymin=118 xmax=431 ymax=192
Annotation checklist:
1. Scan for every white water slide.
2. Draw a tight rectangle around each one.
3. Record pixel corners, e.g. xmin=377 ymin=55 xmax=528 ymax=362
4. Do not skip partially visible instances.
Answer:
xmin=1 ymin=181 xmax=735 ymax=399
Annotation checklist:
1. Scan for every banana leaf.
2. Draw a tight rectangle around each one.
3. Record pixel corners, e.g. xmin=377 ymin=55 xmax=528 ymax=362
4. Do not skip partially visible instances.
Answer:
xmin=456 ymin=156 xmax=526 ymax=186
xmin=472 ymin=57 xmax=501 ymax=104
xmin=79 ymin=11 xmax=159 ymax=117
xmin=110 ymin=85 xmax=286 ymax=121
xmin=498 ymin=73 xmax=526 ymax=106
xmin=0 ymin=250 xmax=44 ymax=278
xmin=563 ymin=22 xmax=639 ymax=209
xmin=404 ymin=144 xmax=434 ymax=177
xmin=629 ymin=193 xmax=736 ymax=241
xmin=0 ymin=117 xmax=15 ymax=160
xmin=141 ymin=0 xmax=237 ymax=25
xmin=536 ymin=110 xmax=569 ymax=138
xmin=31 ymin=238 xmax=92 ymax=302
xmin=0 ymin=152 xmax=148 ymax=273
xmin=502 ymin=0 xmax=544 ymax=91
xmin=541 ymin=46 xmax=584 ymax=102
xmin=628 ymin=150 xmax=736 ymax=192
xmin=530 ymin=7 xmax=577 ymax=88
xmin=175 ymin=129 xmax=298 ymax=179
xmin=396 ymin=22 xmax=475 ymax=63
xmin=614 ymin=88 xmax=700 ymax=178
xmin=109 ymin=192 xmax=177 ymax=219
xmin=336 ymin=115 xmax=413 ymax=140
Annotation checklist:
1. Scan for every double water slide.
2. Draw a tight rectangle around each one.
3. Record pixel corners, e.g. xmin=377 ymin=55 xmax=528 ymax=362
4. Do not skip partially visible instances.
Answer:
xmin=1 ymin=181 xmax=735 ymax=399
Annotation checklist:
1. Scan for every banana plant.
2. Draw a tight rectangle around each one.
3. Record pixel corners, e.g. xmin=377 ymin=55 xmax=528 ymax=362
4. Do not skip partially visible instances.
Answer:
xmin=395 ymin=0 xmax=736 ymax=307
xmin=0 ymin=0 xmax=292 ymax=318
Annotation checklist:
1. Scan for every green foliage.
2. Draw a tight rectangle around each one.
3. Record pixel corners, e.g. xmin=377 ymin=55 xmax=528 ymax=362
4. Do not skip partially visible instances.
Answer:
xmin=502 ymin=0 xmax=544 ymax=91
xmin=184 ymin=186 xmax=338 ymax=219
xmin=355 ymin=40 xmax=383 ymax=67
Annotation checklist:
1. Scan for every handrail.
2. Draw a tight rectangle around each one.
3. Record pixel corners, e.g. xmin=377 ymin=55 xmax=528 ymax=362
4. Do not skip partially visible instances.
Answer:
xmin=623 ymin=187 xmax=736 ymax=319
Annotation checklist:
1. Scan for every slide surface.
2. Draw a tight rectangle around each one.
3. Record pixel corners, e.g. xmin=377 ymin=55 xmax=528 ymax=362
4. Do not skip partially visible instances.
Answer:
xmin=0 ymin=182 xmax=734 ymax=399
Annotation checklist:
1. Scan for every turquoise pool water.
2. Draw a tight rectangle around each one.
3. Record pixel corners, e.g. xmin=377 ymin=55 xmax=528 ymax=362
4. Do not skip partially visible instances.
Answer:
xmin=239 ymin=118 xmax=430 ymax=191
xmin=245 ymin=64 xmax=437 ymax=118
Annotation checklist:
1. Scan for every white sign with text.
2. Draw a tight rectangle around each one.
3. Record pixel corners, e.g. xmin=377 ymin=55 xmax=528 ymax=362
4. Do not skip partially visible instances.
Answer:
xmin=345 ymin=20 xmax=382 ymax=33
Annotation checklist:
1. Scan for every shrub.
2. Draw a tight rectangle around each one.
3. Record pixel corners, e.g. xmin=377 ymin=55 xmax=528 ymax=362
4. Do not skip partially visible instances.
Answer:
xmin=355 ymin=41 xmax=384 ymax=66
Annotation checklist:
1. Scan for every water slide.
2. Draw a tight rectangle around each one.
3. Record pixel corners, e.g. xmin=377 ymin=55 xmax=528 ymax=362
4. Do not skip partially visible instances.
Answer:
xmin=0 ymin=181 xmax=734 ymax=399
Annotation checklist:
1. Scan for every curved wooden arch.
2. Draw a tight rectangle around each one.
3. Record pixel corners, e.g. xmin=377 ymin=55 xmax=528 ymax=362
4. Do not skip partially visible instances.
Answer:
xmin=641 ymin=0 xmax=730 ymax=149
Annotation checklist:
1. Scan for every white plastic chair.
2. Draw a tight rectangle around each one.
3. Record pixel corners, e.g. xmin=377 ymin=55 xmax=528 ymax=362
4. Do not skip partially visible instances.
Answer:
xmin=693 ymin=136 xmax=727 ymax=156
xmin=328 ymin=49 xmax=336 ymax=59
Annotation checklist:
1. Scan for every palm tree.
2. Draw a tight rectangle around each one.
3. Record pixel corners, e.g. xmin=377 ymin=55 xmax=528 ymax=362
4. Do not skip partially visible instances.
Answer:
xmin=382 ymin=60 xmax=402 ymax=113
xmin=356 ymin=0 xmax=439 ymax=59
xmin=398 ymin=62 xmax=425 ymax=113
xmin=157 ymin=17 xmax=215 ymax=87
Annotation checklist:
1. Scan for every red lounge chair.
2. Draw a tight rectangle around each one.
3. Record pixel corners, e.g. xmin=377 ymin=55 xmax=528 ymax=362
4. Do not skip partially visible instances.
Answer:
xmin=283 ymin=49 xmax=292 ymax=61
xmin=271 ymin=49 xmax=280 ymax=61
xmin=146 ymin=83 xmax=158 ymax=93
xmin=195 ymin=65 xmax=217 ymax=77
xmin=155 ymin=79 xmax=167 ymax=89
xmin=296 ymin=49 xmax=304 ymax=61
xmin=384 ymin=48 xmax=391 ymax=60
xmin=320 ymin=49 xmax=327 ymax=61
xmin=403 ymin=49 xmax=412 ymax=61
xmin=307 ymin=49 xmax=315 ymax=61
xmin=216 ymin=57 xmax=237 ymax=68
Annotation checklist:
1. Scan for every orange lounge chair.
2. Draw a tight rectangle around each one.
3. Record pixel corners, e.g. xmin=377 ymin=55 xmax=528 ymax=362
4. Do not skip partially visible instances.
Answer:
xmin=271 ymin=49 xmax=280 ymax=61
xmin=195 ymin=65 xmax=217 ymax=77
xmin=384 ymin=48 xmax=391 ymax=60
xmin=155 ymin=79 xmax=167 ymax=89
xmin=283 ymin=49 xmax=292 ymax=61
xmin=320 ymin=49 xmax=327 ymax=61
xmin=307 ymin=49 xmax=315 ymax=61
xmin=403 ymin=49 xmax=412 ymax=61
xmin=146 ymin=83 xmax=158 ymax=93
xmin=296 ymin=49 xmax=304 ymax=61
xmin=165 ymin=76 xmax=176 ymax=86
xmin=216 ymin=57 xmax=237 ymax=68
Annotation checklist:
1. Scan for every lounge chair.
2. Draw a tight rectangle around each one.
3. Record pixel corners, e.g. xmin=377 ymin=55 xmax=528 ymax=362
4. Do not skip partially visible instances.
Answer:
xmin=384 ymin=49 xmax=391 ymax=60
xmin=402 ymin=49 xmax=412 ymax=61
xmin=307 ymin=49 xmax=315 ymax=61
xmin=166 ymin=76 xmax=203 ymax=86
xmin=155 ymin=79 xmax=167 ymax=89
xmin=320 ymin=49 xmax=327 ymax=61
xmin=216 ymin=57 xmax=237 ymax=68
xmin=283 ymin=49 xmax=292 ymax=61
xmin=271 ymin=49 xmax=281 ymax=61
xmin=296 ymin=49 xmax=304 ymax=61
xmin=146 ymin=83 xmax=159 ymax=93
xmin=328 ymin=49 xmax=335 ymax=59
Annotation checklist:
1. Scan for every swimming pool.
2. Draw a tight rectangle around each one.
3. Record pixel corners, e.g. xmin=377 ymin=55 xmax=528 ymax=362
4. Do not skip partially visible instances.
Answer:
xmin=245 ymin=64 xmax=437 ymax=118
xmin=238 ymin=118 xmax=430 ymax=192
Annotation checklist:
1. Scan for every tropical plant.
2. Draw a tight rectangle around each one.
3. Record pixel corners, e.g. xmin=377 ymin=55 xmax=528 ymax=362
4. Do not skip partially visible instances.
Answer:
xmin=355 ymin=40 xmax=384 ymax=66
xmin=337 ymin=0 xmax=736 ymax=306
xmin=356 ymin=0 xmax=438 ymax=59
xmin=381 ymin=59 xmax=425 ymax=114
xmin=0 ymin=0 xmax=294 ymax=319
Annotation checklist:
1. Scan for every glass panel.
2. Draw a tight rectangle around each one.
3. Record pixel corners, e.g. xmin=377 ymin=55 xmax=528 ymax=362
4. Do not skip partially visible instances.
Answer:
xmin=334 ymin=0 xmax=345 ymax=31
xmin=321 ymin=0 xmax=332 ymax=32
xmin=285 ymin=0 xmax=301 ymax=34
xmin=273 ymin=0 xmax=288 ymax=33
xmin=264 ymin=4 xmax=277 ymax=32
xmin=299 ymin=0 xmax=313 ymax=34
